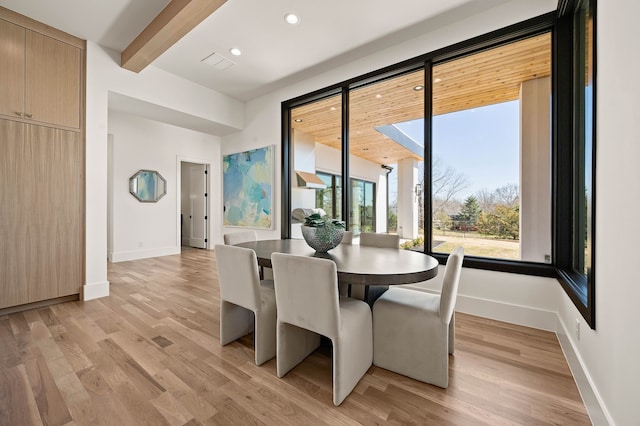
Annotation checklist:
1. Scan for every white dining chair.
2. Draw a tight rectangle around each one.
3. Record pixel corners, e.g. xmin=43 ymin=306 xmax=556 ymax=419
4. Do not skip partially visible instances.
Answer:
xmin=224 ymin=230 xmax=267 ymax=278
xmin=223 ymin=230 xmax=257 ymax=246
xmin=271 ymin=253 xmax=373 ymax=406
xmin=372 ymin=246 xmax=464 ymax=388
xmin=340 ymin=230 xmax=353 ymax=245
xmin=359 ymin=232 xmax=400 ymax=248
xmin=215 ymin=244 xmax=276 ymax=366
xmin=353 ymin=232 xmax=400 ymax=300
xmin=337 ymin=231 xmax=354 ymax=296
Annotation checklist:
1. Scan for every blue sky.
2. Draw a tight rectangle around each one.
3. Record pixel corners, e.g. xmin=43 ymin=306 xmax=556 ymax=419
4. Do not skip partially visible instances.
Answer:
xmin=394 ymin=100 xmax=520 ymax=200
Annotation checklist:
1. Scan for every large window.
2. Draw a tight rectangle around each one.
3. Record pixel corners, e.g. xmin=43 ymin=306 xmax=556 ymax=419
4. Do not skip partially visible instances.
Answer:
xmin=282 ymin=8 xmax=595 ymax=326
xmin=430 ymin=34 xmax=552 ymax=262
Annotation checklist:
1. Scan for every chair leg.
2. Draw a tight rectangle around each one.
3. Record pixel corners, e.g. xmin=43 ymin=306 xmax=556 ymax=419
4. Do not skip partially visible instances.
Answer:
xmin=276 ymin=322 xmax=321 ymax=378
xmin=332 ymin=312 xmax=372 ymax=405
xmin=449 ymin=313 xmax=455 ymax=354
xmin=220 ymin=301 xmax=253 ymax=346
xmin=254 ymin=301 xmax=277 ymax=365
xmin=338 ymin=283 xmax=349 ymax=297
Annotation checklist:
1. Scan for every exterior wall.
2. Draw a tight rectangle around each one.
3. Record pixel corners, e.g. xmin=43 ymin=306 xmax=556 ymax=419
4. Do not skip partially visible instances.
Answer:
xmin=291 ymin=129 xmax=318 ymax=214
xmin=397 ymin=158 xmax=419 ymax=239
xmin=315 ymin=143 xmax=388 ymax=232
xmin=520 ymin=77 xmax=552 ymax=262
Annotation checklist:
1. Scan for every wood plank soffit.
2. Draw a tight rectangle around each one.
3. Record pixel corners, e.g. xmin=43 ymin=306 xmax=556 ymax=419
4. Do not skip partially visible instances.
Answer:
xmin=121 ymin=0 xmax=227 ymax=73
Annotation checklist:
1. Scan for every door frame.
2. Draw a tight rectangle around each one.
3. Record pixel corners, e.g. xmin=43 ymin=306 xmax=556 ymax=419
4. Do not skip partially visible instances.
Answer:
xmin=176 ymin=156 xmax=213 ymax=250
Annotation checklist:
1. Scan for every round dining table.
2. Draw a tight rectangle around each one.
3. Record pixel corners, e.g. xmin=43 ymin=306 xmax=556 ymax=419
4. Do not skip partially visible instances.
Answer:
xmin=236 ymin=239 xmax=439 ymax=302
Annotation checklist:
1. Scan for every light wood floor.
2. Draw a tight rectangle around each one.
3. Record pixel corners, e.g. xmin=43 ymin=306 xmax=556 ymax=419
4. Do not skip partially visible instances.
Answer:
xmin=0 ymin=248 xmax=591 ymax=425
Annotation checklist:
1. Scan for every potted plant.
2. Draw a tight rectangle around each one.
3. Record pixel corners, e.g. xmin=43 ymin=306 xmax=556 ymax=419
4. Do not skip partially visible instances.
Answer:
xmin=301 ymin=213 xmax=346 ymax=252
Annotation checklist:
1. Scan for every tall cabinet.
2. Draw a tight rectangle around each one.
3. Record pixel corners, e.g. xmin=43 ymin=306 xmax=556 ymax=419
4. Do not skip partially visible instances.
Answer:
xmin=0 ymin=8 xmax=84 ymax=311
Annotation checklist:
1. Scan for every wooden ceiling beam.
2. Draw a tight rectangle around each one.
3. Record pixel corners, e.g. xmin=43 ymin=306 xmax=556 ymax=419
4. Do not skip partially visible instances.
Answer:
xmin=121 ymin=0 xmax=227 ymax=73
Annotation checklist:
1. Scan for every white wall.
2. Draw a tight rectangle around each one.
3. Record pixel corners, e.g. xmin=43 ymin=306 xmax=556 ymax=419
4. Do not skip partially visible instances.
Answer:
xmin=85 ymin=42 xmax=243 ymax=299
xmin=107 ymin=110 xmax=220 ymax=262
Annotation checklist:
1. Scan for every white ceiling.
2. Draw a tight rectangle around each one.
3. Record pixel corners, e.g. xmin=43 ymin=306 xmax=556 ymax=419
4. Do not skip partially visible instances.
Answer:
xmin=0 ymin=0 xmax=509 ymax=102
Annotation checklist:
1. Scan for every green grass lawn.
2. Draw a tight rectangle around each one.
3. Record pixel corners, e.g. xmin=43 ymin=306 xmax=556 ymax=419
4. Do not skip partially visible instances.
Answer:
xmin=412 ymin=229 xmax=520 ymax=260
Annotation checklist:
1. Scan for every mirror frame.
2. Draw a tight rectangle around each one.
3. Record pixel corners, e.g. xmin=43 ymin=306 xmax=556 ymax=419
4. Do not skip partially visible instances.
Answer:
xmin=129 ymin=169 xmax=167 ymax=203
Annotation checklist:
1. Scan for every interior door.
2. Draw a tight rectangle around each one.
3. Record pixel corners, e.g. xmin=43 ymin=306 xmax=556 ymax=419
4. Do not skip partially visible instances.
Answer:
xmin=189 ymin=164 xmax=208 ymax=248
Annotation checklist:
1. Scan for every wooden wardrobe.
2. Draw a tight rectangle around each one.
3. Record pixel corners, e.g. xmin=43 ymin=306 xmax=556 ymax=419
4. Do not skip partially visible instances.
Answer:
xmin=0 ymin=7 xmax=85 ymax=312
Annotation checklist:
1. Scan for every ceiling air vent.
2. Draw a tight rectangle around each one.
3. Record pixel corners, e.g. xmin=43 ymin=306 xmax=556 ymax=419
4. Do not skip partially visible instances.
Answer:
xmin=201 ymin=52 xmax=235 ymax=70
xmin=296 ymin=171 xmax=326 ymax=189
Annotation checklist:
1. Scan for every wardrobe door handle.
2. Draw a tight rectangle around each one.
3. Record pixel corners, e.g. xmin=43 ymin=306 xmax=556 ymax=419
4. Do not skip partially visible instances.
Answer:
xmin=24 ymin=113 xmax=32 ymax=118
xmin=15 ymin=111 xmax=23 ymax=117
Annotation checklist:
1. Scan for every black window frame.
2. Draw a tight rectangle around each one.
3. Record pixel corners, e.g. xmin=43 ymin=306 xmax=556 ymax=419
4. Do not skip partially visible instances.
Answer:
xmin=555 ymin=0 xmax=597 ymax=328
xmin=282 ymin=6 xmax=595 ymax=328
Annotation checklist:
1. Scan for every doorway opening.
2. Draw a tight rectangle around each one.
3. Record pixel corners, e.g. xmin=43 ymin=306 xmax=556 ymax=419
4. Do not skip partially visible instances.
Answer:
xmin=180 ymin=161 xmax=209 ymax=249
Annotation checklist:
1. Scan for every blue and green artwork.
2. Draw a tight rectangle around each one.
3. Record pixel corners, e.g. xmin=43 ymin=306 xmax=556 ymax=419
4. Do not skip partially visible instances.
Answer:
xmin=223 ymin=146 xmax=273 ymax=229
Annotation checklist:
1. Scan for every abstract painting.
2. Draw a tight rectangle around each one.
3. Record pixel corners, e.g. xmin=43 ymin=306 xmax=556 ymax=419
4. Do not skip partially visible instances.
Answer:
xmin=223 ymin=145 xmax=274 ymax=229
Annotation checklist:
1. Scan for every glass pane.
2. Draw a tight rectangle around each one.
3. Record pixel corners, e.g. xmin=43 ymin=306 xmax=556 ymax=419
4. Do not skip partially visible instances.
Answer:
xmin=363 ymin=181 xmax=375 ymax=232
xmin=291 ymin=94 xmax=342 ymax=238
xmin=350 ymin=180 xmax=363 ymax=234
xmin=315 ymin=172 xmax=334 ymax=217
xmin=576 ymin=1 xmax=593 ymax=276
xmin=347 ymin=179 xmax=376 ymax=234
xmin=348 ymin=69 xmax=424 ymax=242
xmin=584 ymin=7 xmax=593 ymax=274
xmin=315 ymin=172 xmax=342 ymax=220
xmin=431 ymin=34 xmax=552 ymax=261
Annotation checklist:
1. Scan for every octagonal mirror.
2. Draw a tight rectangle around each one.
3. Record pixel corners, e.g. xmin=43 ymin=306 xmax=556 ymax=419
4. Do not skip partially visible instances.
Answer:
xmin=129 ymin=169 xmax=167 ymax=202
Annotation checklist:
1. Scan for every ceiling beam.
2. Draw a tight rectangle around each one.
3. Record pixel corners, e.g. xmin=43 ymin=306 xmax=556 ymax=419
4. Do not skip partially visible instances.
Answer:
xmin=121 ymin=0 xmax=227 ymax=73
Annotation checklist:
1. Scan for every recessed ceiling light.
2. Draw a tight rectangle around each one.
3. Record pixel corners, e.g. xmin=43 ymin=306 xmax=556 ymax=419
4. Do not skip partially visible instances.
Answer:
xmin=434 ymin=78 xmax=442 ymax=83
xmin=375 ymin=94 xmax=382 ymax=99
xmin=330 ymin=107 xmax=337 ymax=111
xmin=294 ymin=118 xmax=303 ymax=122
xmin=413 ymin=85 xmax=424 ymax=91
xmin=229 ymin=47 xmax=242 ymax=56
xmin=284 ymin=13 xmax=300 ymax=25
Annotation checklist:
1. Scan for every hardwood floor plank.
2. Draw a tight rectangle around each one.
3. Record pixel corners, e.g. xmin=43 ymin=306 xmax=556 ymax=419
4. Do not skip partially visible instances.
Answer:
xmin=204 ymin=395 xmax=266 ymax=426
xmin=153 ymin=368 xmax=219 ymax=423
xmin=0 ymin=365 xmax=43 ymax=426
xmin=0 ymin=248 xmax=591 ymax=425
xmin=151 ymin=391 xmax=195 ymax=426
xmin=66 ymin=397 xmax=100 ymax=426
xmin=53 ymin=332 xmax=94 ymax=373
xmin=24 ymin=356 xmax=73 ymax=425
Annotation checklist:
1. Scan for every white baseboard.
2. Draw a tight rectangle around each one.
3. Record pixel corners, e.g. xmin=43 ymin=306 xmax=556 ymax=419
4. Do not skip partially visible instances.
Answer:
xmin=83 ymin=280 xmax=109 ymax=300
xmin=556 ymin=317 xmax=612 ymax=426
xmin=403 ymin=283 xmax=610 ymax=425
xmin=402 ymin=284 xmax=557 ymax=331
xmin=109 ymin=246 xmax=181 ymax=262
